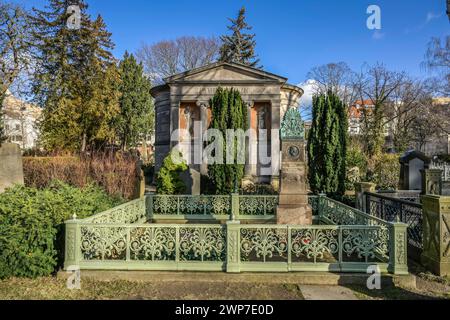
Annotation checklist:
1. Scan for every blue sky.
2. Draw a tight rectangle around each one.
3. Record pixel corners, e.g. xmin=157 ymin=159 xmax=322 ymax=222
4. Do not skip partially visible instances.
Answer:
xmin=21 ymin=0 xmax=449 ymax=84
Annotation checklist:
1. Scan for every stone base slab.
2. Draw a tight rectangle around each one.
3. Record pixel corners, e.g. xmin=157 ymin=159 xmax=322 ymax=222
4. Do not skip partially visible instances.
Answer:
xmin=56 ymin=270 xmax=416 ymax=289
xmin=277 ymin=205 xmax=312 ymax=225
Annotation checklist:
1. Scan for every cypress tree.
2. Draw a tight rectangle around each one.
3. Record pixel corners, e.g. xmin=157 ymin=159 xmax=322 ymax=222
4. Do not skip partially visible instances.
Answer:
xmin=117 ymin=51 xmax=154 ymax=151
xmin=307 ymin=91 xmax=347 ymax=197
xmin=219 ymin=7 xmax=260 ymax=68
xmin=208 ymin=87 xmax=248 ymax=194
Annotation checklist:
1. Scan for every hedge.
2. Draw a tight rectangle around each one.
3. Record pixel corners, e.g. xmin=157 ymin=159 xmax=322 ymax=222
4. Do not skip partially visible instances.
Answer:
xmin=0 ymin=181 xmax=123 ymax=279
xmin=23 ymin=153 xmax=140 ymax=200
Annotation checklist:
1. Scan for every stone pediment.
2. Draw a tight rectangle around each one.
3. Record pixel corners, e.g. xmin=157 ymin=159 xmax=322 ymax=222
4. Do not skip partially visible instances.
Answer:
xmin=164 ymin=62 xmax=288 ymax=84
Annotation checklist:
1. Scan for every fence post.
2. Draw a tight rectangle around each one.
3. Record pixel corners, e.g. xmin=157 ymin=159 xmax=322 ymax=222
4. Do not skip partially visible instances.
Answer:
xmin=231 ymin=193 xmax=239 ymax=220
xmin=64 ymin=219 xmax=80 ymax=270
xmin=354 ymin=182 xmax=376 ymax=212
xmin=388 ymin=221 xmax=409 ymax=275
xmin=146 ymin=193 xmax=154 ymax=220
xmin=421 ymin=195 xmax=450 ymax=276
xmin=317 ymin=193 xmax=327 ymax=220
xmin=226 ymin=221 xmax=241 ymax=273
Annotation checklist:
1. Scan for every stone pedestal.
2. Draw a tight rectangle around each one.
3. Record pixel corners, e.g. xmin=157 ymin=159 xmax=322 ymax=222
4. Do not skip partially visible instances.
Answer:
xmin=276 ymin=139 xmax=312 ymax=225
xmin=421 ymin=195 xmax=450 ymax=276
xmin=354 ymin=182 xmax=376 ymax=212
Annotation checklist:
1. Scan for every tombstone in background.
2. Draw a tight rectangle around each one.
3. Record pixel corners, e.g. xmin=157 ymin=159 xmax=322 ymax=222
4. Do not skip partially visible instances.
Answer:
xmin=276 ymin=108 xmax=312 ymax=225
xmin=399 ymin=150 xmax=430 ymax=191
xmin=0 ymin=143 xmax=24 ymax=192
xmin=421 ymin=169 xmax=443 ymax=195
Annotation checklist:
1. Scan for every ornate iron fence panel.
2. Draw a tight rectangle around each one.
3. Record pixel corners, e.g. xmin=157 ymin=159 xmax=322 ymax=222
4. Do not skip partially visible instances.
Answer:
xmin=320 ymin=197 xmax=389 ymax=228
xmin=238 ymin=195 xmax=278 ymax=216
xmin=365 ymin=192 xmax=423 ymax=251
xmin=237 ymin=225 xmax=391 ymax=272
xmin=152 ymin=195 xmax=231 ymax=216
xmin=81 ymin=198 xmax=146 ymax=224
xmin=67 ymin=222 xmax=402 ymax=273
xmin=75 ymin=223 xmax=227 ymax=270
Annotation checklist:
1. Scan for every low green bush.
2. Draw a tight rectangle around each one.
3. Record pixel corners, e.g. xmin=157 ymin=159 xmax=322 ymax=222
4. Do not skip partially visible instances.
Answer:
xmin=345 ymin=145 xmax=368 ymax=191
xmin=0 ymin=181 xmax=122 ymax=279
xmin=156 ymin=150 xmax=188 ymax=194
xmin=371 ymin=153 xmax=401 ymax=191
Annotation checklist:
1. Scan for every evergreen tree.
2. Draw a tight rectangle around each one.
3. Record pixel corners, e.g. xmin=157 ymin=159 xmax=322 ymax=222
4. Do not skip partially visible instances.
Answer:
xmin=31 ymin=0 xmax=120 ymax=152
xmin=208 ymin=87 xmax=248 ymax=194
xmin=307 ymin=91 xmax=348 ymax=197
xmin=219 ymin=7 xmax=260 ymax=68
xmin=117 ymin=52 xmax=154 ymax=151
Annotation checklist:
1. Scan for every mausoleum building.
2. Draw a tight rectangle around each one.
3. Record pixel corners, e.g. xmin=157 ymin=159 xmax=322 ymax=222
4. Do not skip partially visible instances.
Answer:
xmin=151 ymin=62 xmax=304 ymax=194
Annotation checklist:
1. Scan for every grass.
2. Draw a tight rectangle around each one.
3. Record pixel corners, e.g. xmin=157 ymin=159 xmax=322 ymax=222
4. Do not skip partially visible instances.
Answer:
xmin=0 ymin=277 xmax=305 ymax=300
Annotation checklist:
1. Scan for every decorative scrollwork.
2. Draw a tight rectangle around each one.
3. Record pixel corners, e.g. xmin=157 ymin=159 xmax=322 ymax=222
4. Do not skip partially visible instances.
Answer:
xmin=240 ymin=228 xmax=288 ymax=262
xmin=86 ymin=198 xmax=146 ymax=224
xmin=153 ymin=195 xmax=178 ymax=215
xmin=81 ymin=226 xmax=127 ymax=260
xmin=179 ymin=227 xmax=226 ymax=261
xmin=291 ymin=228 xmax=338 ymax=262
xmin=130 ymin=227 xmax=176 ymax=261
xmin=239 ymin=196 xmax=278 ymax=215
xmin=342 ymin=227 xmax=388 ymax=262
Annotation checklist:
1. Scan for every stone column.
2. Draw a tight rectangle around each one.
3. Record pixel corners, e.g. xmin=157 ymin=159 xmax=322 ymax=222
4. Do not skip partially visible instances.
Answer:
xmin=197 ymin=101 xmax=209 ymax=176
xmin=243 ymin=101 xmax=254 ymax=187
xmin=421 ymin=169 xmax=443 ymax=196
xmin=421 ymin=195 xmax=450 ymax=276
xmin=270 ymin=99 xmax=281 ymax=190
xmin=354 ymin=182 xmax=376 ymax=212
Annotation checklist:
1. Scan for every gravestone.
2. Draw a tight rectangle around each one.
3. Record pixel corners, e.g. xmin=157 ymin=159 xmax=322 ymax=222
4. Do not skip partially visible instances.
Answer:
xmin=0 ymin=143 xmax=24 ymax=193
xmin=276 ymin=108 xmax=312 ymax=225
xmin=399 ymin=150 xmax=430 ymax=191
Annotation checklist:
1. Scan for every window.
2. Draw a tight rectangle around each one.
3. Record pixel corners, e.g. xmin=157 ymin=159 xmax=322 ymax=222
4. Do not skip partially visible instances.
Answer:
xmin=15 ymin=124 xmax=20 ymax=131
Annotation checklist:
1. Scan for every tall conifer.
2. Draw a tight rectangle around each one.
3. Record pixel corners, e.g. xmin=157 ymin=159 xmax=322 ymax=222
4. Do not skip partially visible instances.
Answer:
xmin=307 ymin=92 xmax=347 ymax=197
xmin=208 ymin=87 xmax=248 ymax=194
xmin=117 ymin=51 xmax=154 ymax=151
xmin=219 ymin=7 xmax=260 ymax=68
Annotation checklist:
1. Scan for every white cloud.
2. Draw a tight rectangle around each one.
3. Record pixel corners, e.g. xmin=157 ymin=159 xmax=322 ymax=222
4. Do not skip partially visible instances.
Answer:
xmin=426 ymin=12 xmax=442 ymax=23
xmin=298 ymin=79 xmax=317 ymax=110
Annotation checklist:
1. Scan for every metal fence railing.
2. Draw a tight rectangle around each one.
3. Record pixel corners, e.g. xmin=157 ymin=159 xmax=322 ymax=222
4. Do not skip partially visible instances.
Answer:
xmin=64 ymin=194 xmax=408 ymax=275
xmin=365 ymin=192 xmax=423 ymax=254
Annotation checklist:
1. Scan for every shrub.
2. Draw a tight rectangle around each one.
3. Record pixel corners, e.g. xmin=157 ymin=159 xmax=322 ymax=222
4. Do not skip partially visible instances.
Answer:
xmin=345 ymin=145 xmax=368 ymax=191
xmin=156 ymin=150 xmax=188 ymax=194
xmin=371 ymin=153 xmax=401 ymax=191
xmin=23 ymin=152 xmax=140 ymax=200
xmin=242 ymin=183 xmax=277 ymax=195
xmin=0 ymin=182 xmax=122 ymax=279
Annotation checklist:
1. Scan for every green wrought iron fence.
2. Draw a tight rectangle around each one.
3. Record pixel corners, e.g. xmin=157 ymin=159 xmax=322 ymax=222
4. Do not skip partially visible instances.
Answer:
xmin=148 ymin=194 xmax=320 ymax=221
xmin=365 ymin=192 xmax=423 ymax=253
xmin=64 ymin=194 xmax=408 ymax=274
xmin=65 ymin=221 xmax=407 ymax=274
xmin=80 ymin=197 xmax=147 ymax=224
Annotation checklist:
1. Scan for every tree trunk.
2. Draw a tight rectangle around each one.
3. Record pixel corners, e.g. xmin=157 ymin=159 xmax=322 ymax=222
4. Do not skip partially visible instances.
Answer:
xmin=81 ymin=132 xmax=87 ymax=152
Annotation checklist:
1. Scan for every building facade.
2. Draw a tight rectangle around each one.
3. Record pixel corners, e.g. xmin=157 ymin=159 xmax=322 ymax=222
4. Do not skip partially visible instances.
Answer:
xmin=2 ymin=92 xmax=41 ymax=150
xmin=150 ymin=62 xmax=304 ymax=194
